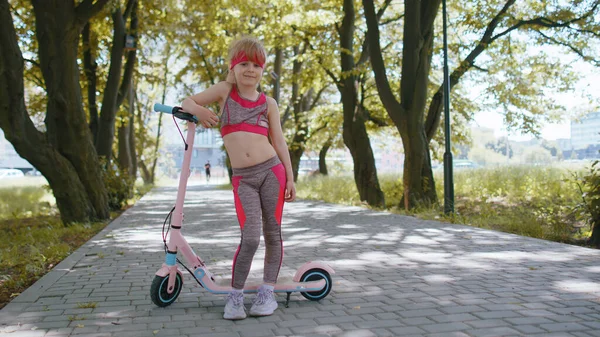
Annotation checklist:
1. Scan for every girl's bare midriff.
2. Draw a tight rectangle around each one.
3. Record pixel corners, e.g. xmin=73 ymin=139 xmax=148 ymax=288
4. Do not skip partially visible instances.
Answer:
xmin=223 ymin=131 xmax=277 ymax=168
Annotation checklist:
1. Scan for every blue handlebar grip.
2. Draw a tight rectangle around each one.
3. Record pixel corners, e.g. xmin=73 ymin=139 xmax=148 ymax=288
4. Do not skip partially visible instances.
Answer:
xmin=153 ymin=103 xmax=175 ymax=114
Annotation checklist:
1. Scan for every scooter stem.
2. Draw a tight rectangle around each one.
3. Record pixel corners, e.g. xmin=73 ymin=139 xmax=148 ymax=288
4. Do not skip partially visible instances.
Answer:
xmin=170 ymin=121 xmax=196 ymax=232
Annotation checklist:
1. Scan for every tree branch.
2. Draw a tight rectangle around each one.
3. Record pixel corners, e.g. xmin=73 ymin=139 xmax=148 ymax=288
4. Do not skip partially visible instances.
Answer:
xmin=424 ymin=0 xmax=517 ymax=141
xmin=116 ymin=0 xmax=138 ymax=107
xmin=380 ymin=14 xmax=404 ymax=26
xmin=491 ymin=1 xmax=599 ymax=42
xmin=23 ymin=58 xmax=45 ymax=88
xmin=536 ymin=30 xmax=600 ymax=66
xmin=309 ymin=84 xmax=329 ymax=111
xmin=364 ymin=108 xmax=389 ymax=126
xmin=23 ymin=57 xmax=40 ymax=68
xmin=75 ymin=0 xmax=110 ymax=25
xmin=123 ymin=0 xmax=135 ymax=21
xmin=357 ymin=0 xmax=392 ymax=66
xmin=281 ymin=105 xmax=292 ymax=126
xmin=304 ymin=37 xmax=341 ymax=89
xmin=362 ymin=0 xmax=402 ymax=117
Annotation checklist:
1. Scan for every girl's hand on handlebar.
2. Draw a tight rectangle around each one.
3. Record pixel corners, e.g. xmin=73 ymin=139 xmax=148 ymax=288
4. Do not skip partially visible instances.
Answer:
xmin=193 ymin=106 xmax=219 ymax=128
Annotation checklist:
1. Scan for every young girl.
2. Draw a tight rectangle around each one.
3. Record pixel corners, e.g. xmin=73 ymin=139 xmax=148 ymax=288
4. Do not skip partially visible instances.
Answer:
xmin=181 ymin=36 xmax=296 ymax=320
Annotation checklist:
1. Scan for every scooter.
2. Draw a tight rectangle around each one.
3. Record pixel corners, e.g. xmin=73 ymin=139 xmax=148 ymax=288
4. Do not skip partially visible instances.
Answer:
xmin=150 ymin=103 xmax=334 ymax=308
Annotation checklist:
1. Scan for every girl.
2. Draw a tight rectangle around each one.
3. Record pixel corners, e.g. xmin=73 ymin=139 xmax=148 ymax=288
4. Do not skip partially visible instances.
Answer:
xmin=181 ymin=36 xmax=295 ymax=320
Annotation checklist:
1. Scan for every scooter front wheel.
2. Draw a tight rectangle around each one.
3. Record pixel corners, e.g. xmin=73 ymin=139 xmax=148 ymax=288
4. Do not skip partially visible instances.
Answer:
xmin=150 ymin=274 xmax=183 ymax=307
xmin=299 ymin=268 xmax=332 ymax=301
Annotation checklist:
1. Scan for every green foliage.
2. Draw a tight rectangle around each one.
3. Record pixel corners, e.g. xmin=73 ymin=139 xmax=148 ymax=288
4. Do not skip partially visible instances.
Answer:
xmin=445 ymin=166 xmax=579 ymax=204
xmin=100 ymin=158 xmax=135 ymax=211
xmin=573 ymin=158 xmax=600 ymax=245
xmin=0 ymin=217 xmax=106 ymax=309
xmin=296 ymin=175 xmax=360 ymax=206
xmin=297 ymin=165 xmax=589 ymax=243
xmin=0 ymin=186 xmax=54 ymax=220
xmin=379 ymin=175 xmax=404 ymax=209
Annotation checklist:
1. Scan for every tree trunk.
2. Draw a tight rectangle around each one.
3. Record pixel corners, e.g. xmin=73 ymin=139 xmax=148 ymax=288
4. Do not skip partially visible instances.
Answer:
xmin=289 ymin=88 xmax=314 ymax=182
xmin=340 ymin=0 xmax=385 ymax=208
xmin=288 ymin=46 xmax=305 ymax=182
xmin=272 ymin=47 xmax=283 ymax=103
xmin=590 ymin=219 xmax=600 ymax=248
xmin=0 ymin=0 xmax=110 ymax=224
xmin=96 ymin=0 xmax=137 ymax=160
xmin=128 ymin=100 xmax=138 ymax=178
xmin=363 ymin=0 xmax=440 ymax=208
xmin=119 ymin=79 xmax=137 ymax=177
xmin=118 ymin=123 xmax=131 ymax=173
xmin=33 ymin=1 xmax=111 ymax=220
xmin=319 ymin=138 xmax=332 ymax=175
xmin=118 ymin=85 xmax=133 ymax=175
xmin=82 ymin=22 xmax=99 ymax=140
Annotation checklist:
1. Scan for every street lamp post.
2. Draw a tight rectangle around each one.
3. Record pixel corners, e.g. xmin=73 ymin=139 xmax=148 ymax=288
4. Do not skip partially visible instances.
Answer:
xmin=442 ymin=0 xmax=455 ymax=214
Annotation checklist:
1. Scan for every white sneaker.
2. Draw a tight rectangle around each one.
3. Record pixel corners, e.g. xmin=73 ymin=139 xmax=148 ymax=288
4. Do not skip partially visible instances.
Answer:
xmin=250 ymin=285 xmax=278 ymax=316
xmin=223 ymin=291 xmax=246 ymax=320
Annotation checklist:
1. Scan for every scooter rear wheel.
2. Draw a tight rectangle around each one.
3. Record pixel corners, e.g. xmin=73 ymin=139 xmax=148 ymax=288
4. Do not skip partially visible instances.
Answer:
xmin=150 ymin=274 xmax=183 ymax=307
xmin=299 ymin=268 xmax=332 ymax=301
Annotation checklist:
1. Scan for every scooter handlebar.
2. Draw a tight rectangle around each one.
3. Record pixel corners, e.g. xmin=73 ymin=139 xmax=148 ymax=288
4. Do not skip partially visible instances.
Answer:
xmin=153 ymin=103 xmax=198 ymax=123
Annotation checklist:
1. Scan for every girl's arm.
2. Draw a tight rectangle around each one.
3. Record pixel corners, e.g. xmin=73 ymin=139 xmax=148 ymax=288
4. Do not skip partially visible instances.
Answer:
xmin=181 ymin=81 xmax=231 ymax=128
xmin=267 ymin=97 xmax=296 ymax=202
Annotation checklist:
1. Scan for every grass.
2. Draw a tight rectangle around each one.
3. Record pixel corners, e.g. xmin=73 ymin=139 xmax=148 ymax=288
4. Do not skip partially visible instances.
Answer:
xmin=76 ymin=302 xmax=97 ymax=309
xmin=296 ymin=164 xmax=594 ymax=246
xmin=0 ymin=215 xmax=107 ymax=309
xmin=0 ymin=178 xmax=153 ymax=309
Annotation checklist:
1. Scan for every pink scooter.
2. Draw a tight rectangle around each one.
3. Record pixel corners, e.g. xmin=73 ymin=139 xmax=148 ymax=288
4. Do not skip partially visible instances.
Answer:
xmin=150 ymin=104 xmax=334 ymax=308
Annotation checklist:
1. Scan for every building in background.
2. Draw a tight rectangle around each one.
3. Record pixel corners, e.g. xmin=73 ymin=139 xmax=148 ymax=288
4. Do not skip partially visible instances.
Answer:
xmin=163 ymin=126 xmax=226 ymax=177
xmin=563 ymin=112 xmax=600 ymax=159
xmin=570 ymin=112 xmax=600 ymax=150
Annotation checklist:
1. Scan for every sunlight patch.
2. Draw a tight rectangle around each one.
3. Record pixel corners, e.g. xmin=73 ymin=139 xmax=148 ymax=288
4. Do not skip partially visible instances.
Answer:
xmin=555 ymin=280 xmax=600 ymax=293
xmin=422 ymin=274 xmax=456 ymax=283
xmin=403 ymin=235 xmax=440 ymax=245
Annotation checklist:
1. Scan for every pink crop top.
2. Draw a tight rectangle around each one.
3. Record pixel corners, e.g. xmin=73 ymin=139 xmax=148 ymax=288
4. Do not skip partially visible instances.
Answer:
xmin=220 ymin=85 xmax=269 ymax=137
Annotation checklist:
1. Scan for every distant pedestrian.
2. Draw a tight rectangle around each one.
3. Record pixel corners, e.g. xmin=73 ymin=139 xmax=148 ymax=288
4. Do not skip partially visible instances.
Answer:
xmin=204 ymin=160 xmax=211 ymax=182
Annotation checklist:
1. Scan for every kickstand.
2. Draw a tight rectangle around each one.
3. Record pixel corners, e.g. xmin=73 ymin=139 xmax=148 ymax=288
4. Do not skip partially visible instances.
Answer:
xmin=285 ymin=292 xmax=291 ymax=308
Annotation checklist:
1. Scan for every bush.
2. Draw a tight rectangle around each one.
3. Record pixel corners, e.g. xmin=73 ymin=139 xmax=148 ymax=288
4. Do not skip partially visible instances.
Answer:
xmin=99 ymin=159 xmax=135 ymax=211
xmin=574 ymin=159 xmax=600 ymax=247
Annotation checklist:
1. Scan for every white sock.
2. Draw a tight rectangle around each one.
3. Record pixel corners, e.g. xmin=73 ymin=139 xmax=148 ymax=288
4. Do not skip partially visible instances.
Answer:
xmin=231 ymin=288 xmax=244 ymax=295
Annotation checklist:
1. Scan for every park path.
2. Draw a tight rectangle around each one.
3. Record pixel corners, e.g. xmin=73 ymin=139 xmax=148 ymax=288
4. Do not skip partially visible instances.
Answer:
xmin=1 ymin=184 xmax=600 ymax=337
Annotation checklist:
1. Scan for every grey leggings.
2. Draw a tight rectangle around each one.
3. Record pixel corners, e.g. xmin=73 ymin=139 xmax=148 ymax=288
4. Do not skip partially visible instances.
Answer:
xmin=231 ymin=156 xmax=286 ymax=289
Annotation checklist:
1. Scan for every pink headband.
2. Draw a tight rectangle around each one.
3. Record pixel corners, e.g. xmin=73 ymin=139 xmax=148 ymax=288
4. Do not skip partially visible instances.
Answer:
xmin=230 ymin=52 xmax=265 ymax=70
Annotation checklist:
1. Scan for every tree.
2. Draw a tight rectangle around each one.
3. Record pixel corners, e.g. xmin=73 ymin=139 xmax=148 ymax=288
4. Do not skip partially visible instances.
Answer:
xmin=0 ymin=0 xmax=111 ymax=224
xmin=486 ymin=137 xmax=513 ymax=158
xmin=363 ymin=0 xmax=440 ymax=207
xmin=94 ymin=0 xmax=138 ymax=162
xmin=362 ymin=0 xmax=600 ymax=208
xmin=309 ymin=0 xmax=391 ymax=207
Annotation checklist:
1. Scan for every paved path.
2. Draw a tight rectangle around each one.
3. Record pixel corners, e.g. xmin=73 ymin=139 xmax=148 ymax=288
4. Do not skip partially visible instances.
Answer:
xmin=1 ymin=185 xmax=600 ymax=337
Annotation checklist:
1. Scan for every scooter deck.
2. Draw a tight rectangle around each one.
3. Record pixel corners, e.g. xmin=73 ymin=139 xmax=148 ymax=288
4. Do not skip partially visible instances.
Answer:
xmin=211 ymin=276 xmax=326 ymax=293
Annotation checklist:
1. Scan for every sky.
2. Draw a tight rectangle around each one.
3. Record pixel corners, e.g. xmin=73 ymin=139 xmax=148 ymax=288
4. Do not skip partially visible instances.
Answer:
xmin=470 ymin=58 xmax=600 ymax=142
